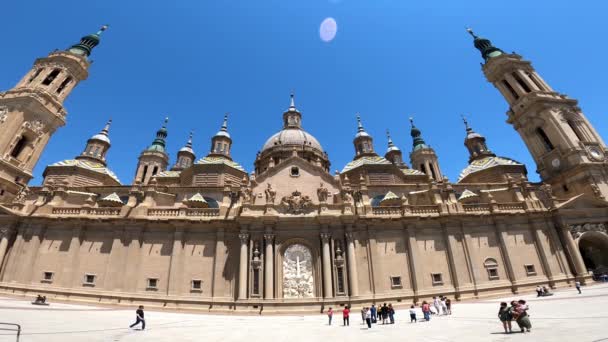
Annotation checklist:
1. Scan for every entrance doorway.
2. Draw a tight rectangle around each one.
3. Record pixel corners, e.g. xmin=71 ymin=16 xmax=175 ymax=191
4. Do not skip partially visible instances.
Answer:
xmin=578 ymin=231 xmax=608 ymax=274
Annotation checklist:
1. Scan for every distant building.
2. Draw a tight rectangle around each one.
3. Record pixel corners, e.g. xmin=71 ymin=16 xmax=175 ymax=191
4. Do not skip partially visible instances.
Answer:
xmin=0 ymin=27 xmax=605 ymax=313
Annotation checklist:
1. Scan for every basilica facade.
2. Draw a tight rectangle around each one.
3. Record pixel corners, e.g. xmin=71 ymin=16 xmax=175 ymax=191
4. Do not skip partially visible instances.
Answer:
xmin=0 ymin=27 xmax=606 ymax=313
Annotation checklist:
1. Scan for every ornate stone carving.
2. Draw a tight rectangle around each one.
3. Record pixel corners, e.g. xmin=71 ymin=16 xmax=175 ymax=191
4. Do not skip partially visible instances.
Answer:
xmin=13 ymin=185 xmax=29 ymax=204
xmin=570 ymin=223 xmax=607 ymax=239
xmin=280 ymin=190 xmax=313 ymax=214
xmin=341 ymin=189 xmax=354 ymax=204
xmin=264 ymin=183 xmax=276 ymax=204
xmin=282 ymin=244 xmax=314 ymax=299
xmin=317 ymin=183 xmax=329 ymax=203
xmin=263 ymin=234 xmax=275 ymax=243
xmin=251 ymin=243 xmax=262 ymax=268
xmin=24 ymin=120 xmax=45 ymax=136
xmin=241 ymin=187 xmax=253 ymax=204
xmin=334 ymin=242 xmax=345 ymax=266
xmin=0 ymin=227 xmax=15 ymax=238
xmin=320 ymin=232 xmax=331 ymax=242
xmin=238 ymin=233 xmax=249 ymax=243
xmin=0 ymin=106 xmax=7 ymax=124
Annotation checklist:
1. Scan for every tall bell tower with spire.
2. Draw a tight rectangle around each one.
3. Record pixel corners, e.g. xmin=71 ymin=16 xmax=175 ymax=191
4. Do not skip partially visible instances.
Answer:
xmin=468 ymin=28 xmax=608 ymax=199
xmin=134 ymin=118 xmax=170 ymax=185
xmin=0 ymin=26 xmax=109 ymax=200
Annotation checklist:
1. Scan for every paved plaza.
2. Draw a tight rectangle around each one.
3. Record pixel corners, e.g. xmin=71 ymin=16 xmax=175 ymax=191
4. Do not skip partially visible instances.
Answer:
xmin=0 ymin=284 xmax=607 ymax=342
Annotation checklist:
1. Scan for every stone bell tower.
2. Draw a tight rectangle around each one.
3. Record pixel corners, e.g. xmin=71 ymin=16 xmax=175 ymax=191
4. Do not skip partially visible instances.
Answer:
xmin=468 ymin=29 xmax=608 ymax=199
xmin=0 ymin=26 xmax=108 ymax=201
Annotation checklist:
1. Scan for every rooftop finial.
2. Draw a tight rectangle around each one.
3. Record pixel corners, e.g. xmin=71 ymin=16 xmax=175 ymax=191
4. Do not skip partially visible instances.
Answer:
xmin=386 ymin=129 xmax=395 ymax=146
xmin=221 ymin=113 xmax=229 ymax=131
xmin=97 ymin=25 xmax=109 ymax=35
xmin=187 ymin=130 xmax=193 ymax=146
xmin=356 ymin=114 xmax=365 ymax=132
xmin=462 ymin=114 xmax=472 ymax=132
xmin=163 ymin=117 xmax=169 ymax=127
xmin=101 ymin=118 xmax=112 ymax=135
xmin=409 ymin=116 xmax=415 ymax=127
xmin=466 ymin=27 xmax=478 ymax=39
xmin=289 ymin=92 xmax=295 ymax=108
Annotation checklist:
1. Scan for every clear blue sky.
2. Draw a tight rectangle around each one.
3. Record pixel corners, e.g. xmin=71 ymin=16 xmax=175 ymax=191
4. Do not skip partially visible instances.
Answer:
xmin=1 ymin=0 xmax=606 ymax=184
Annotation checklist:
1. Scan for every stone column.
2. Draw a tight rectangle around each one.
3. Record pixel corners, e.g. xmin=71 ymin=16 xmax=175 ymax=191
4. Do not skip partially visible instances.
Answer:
xmin=442 ymin=225 xmax=461 ymax=297
xmin=264 ymin=233 xmax=275 ymax=299
xmin=345 ymin=231 xmax=359 ymax=297
xmin=212 ymin=228 xmax=230 ymax=299
xmin=321 ymin=233 xmax=333 ymax=298
xmin=21 ymin=225 xmax=45 ymax=283
xmin=404 ymin=224 xmax=423 ymax=296
xmin=495 ymin=221 xmax=518 ymax=291
xmin=238 ymin=233 xmax=249 ymax=300
xmin=0 ymin=227 xmax=15 ymax=272
xmin=61 ymin=225 xmax=83 ymax=287
xmin=167 ymin=228 xmax=184 ymax=296
xmin=558 ymin=224 xmax=587 ymax=278
xmin=530 ymin=221 xmax=554 ymax=285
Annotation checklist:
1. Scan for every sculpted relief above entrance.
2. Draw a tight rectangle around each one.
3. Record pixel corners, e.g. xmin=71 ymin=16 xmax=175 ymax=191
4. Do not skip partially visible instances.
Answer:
xmin=283 ymin=244 xmax=314 ymax=298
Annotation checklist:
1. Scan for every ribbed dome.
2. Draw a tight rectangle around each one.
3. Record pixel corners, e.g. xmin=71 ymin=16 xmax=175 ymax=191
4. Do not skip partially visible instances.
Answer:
xmin=261 ymin=128 xmax=324 ymax=153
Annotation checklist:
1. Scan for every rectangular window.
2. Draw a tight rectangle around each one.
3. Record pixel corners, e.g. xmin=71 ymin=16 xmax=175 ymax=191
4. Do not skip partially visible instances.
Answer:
xmin=390 ymin=276 xmax=402 ymax=288
xmin=487 ymin=268 xmax=499 ymax=280
xmin=566 ymin=120 xmax=585 ymax=142
xmin=512 ymin=72 xmax=531 ymax=93
xmin=536 ymin=127 xmax=554 ymax=152
xmin=56 ymin=77 xmax=72 ymax=94
xmin=502 ymin=80 xmax=519 ymax=100
xmin=10 ymin=136 xmax=28 ymax=159
xmin=524 ymin=264 xmax=536 ymax=276
xmin=29 ymin=68 xmax=43 ymax=83
xmin=42 ymin=271 xmax=54 ymax=283
xmin=526 ymin=72 xmax=545 ymax=90
xmin=42 ymin=69 xmax=61 ymax=86
xmin=83 ymin=274 xmax=96 ymax=286
xmin=336 ymin=267 xmax=345 ymax=294
xmin=191 ymin=279 xmax=202 ymax=291
xmin=147 ymin=278 xmax=159 ymax=290
xmin=431 ymin=273 xmax=443 ymax=286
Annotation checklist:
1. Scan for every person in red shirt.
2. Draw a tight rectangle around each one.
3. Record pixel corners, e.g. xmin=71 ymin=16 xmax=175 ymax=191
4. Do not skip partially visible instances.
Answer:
xmin=342 ymin=305 xmax=350 ymax=326
xmin=421 ymin=301 xmax=431 ymax=321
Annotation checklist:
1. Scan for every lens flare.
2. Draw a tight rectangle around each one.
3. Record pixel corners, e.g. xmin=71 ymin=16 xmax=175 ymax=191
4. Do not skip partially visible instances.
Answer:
xmin=319 ymin=17 xmax=337 ymax=42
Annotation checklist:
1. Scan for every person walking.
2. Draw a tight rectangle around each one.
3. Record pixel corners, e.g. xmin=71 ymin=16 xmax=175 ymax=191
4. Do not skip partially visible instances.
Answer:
xmin=361 ymin=307 xmax=366 ymax=324
xmin=433 ymin=296 xmax=442 ymax=315
xmin=498 ymin=302 xmax=513 ymax=334
xmin=129 ymin=305 xmax=145 ymax=330
xmin=381 ymin=303 xmax=388 ymax=324
xmin=575 ymin=281 xmax=582 ymax=294
xmin=409 ymin=305 xmax=417 ymax=323
xmin=365 ymin=307 xmax=372 ymax=329
xmin=445 ymin=297 xmax=452 ymax=315
xmin=422 ymin=301 xmax=431 ymax=321
xmin=388 ymin=303 xmax=395 ymax=324
xmin=370 ymin=304 xmax=377 ymax=323
xmin=511 ymin=300 xmax=531 ymax=333
xmin=440 ymin=297 xmax=448 ymax=315
xmin=536 ymin=286 xmax=542 ymax=297
xmin=327 ymin=307 xmax=333 ymax=325
xmin=342 ymin=305 xmax=350 ymax=326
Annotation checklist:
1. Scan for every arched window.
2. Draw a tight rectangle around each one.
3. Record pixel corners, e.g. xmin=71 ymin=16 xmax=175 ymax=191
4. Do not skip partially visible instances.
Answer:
xmin=141 ymin=165 xmax=149 ymax=182
xmin=502 ymin=80 xmax=519 ymax=99
xmin=536 ymin=127 xmax=554 ymax=152
xmin=512 ymin=72 xmax=531 ymax=93
xmin=484 ymin=258 xmax=499 ymax=280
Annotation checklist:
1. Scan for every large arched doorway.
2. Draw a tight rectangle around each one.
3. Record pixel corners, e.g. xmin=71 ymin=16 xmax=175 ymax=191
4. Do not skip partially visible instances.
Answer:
xmin=578 ymin=231 xmax=608 ymax=273
xmin=282 ymin=244 xmax=315 ymax=298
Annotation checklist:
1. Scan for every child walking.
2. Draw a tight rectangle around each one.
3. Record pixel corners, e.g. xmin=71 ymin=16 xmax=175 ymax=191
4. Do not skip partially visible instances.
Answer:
xmin=342 ymin=305 xmax=350 ymax=326
xmin=327 ymin=307 xmax=333 ymax=325
xmin=498 ymin=302 xmax=512 ymax=334
xmin=409 ymin=305 xmax=417 ymax=323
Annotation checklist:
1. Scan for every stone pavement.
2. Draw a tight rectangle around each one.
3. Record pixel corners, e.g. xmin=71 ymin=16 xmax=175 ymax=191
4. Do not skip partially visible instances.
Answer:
xmin=0 ymin=284 xmax=607 ymax=342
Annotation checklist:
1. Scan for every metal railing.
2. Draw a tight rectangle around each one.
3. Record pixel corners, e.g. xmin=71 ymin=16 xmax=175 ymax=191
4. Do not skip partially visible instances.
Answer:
xmin=0 ymin=322 xmax=21 ymax=341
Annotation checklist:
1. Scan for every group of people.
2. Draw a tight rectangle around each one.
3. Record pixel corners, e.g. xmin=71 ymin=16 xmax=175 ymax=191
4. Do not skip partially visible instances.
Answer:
xmin=420 ymin=296 xmax=451 ymax=321
xmin=498 ymin=300 xmax=531 ymax=334
xmin=327 ymin=303 xmax=396 ymax=328
xmin=535 ymin=285 xmax=554 ymax=297
xmin=327 ymin=297 xmax=453 ymax=329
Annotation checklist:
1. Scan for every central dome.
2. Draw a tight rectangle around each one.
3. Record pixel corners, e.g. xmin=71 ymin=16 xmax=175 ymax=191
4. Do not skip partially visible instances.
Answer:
xmin=261 ymin=128 xmax=324 ymax=153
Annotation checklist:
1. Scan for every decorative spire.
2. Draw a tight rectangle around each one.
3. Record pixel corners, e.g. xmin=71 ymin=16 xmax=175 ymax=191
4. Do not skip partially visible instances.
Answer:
xmin=87 ymin=119 xmax=112 ymax=144
xmin=355 ymin=114 xmax=370 ymax=138
xmin=289 ymin=92 xmax=296 ymax=109
xmin=462 ymin=114 xmax=473 ymax=134
xmin=67 ymin=25 xmax=109 ymax=58
xmin=214 ymin=113 xmax=231 ymax=139
xmin=466 ymin=28 xmax=503 ymax=61
xmin=410 ymin=116 xmax=429 ymax=151
xmin=147 ymin=117 xmax=169 ymax=153
xmin=461 ymin=115 xmax=495 ymax=162
xmin=283 ymin=92 xmax=302 ymax=128
xmin=387 ymin=129 xmax=395 ymax=147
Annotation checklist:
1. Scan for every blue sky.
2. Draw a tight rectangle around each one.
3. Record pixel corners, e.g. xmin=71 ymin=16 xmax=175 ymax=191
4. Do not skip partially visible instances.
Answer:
xmin=1 ymin=0 xmax=606 ymax=184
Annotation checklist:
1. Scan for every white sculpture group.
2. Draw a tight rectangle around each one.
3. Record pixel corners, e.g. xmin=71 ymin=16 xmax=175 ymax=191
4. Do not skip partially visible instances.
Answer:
xmin=282 ymin=244 xmax=314 ymax=298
